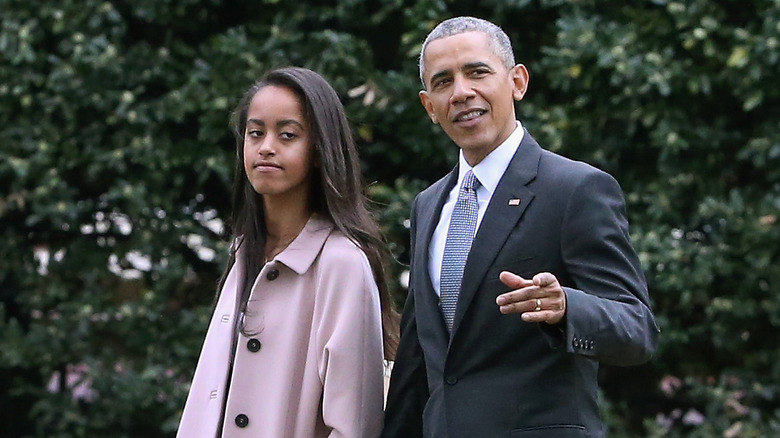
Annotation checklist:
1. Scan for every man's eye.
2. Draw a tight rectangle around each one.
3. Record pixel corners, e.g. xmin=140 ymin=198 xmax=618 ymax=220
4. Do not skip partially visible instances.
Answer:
xmin=433 ymin=78 xmax=451 ymax=89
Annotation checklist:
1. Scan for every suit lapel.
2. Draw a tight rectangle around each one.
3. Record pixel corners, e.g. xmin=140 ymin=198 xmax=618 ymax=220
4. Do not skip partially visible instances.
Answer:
xmin=450 ymin=133 xmax=543 ymax=337
xmin=414 ymin=170 xmax=458 ymax=340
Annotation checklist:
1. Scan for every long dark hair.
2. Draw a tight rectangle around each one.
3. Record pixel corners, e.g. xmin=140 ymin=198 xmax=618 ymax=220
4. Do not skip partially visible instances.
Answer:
xmin=218 ymin=67 xmax=398 ymax=358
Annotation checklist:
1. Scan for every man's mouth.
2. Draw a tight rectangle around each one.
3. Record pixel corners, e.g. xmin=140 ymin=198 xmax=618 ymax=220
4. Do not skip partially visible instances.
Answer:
xmin=454 ymin=109 xmax=486 ymax=122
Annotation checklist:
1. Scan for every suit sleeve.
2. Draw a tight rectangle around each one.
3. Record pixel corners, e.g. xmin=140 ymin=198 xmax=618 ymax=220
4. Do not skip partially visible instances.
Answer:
xmin=382 ymin=196 xmax=429 ymax=438
xmin=557 ymin=169 xmax=660 ymax=366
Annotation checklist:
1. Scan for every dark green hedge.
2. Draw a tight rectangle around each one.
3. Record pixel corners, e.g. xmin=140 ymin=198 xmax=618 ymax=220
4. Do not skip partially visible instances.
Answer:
xmin=1 ymin=0 xmax=778 ymax=436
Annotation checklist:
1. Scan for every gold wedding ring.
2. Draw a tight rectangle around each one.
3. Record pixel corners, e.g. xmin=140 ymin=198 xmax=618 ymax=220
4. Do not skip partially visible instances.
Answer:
xmin=535 ymin=298 xmax=542 ymax=312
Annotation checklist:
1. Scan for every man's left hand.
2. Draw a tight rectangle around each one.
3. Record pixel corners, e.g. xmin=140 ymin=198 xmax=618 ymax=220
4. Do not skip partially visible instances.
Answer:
xmin=496 ymin=271 xmax=567 ymax=324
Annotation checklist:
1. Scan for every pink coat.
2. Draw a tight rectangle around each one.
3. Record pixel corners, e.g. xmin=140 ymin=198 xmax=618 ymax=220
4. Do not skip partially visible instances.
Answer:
xmin=177 ymin=216 xmax=384 ymax=438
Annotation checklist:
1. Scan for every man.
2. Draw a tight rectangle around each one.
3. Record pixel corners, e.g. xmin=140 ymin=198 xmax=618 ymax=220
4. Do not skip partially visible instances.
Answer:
xmin=382 ymin=16 xmax=659 ymax=438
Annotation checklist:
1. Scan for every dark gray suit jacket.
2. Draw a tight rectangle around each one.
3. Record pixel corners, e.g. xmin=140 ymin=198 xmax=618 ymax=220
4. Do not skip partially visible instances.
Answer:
xmin=383 ymin=131 xmax=659 ymax=438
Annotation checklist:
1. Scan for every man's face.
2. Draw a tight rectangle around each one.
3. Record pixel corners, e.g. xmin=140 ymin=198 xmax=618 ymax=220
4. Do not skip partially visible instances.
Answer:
xmin=419 ymin=31 xmax=528 ymax=166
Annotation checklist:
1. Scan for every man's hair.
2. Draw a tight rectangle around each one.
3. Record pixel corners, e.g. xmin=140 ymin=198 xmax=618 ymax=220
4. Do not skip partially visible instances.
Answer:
xmin=419 ymin=16 xmax=516 ymax=88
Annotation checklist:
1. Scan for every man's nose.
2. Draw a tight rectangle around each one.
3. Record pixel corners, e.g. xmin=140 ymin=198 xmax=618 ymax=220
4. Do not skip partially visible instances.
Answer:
xmin=450 ymin=76 xmax=475 ymax=104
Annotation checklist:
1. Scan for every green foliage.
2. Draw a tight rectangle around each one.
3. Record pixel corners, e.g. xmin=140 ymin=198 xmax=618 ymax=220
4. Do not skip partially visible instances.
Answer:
xmin=536 ymin=0 xmax=780 ymax=435
xmin=1 ymin=0 xmax=778 ymax=436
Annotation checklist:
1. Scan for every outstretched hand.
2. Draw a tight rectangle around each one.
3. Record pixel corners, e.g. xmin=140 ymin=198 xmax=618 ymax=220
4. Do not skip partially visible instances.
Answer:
xmin=496 ymin=271 xmax=567 ymax=325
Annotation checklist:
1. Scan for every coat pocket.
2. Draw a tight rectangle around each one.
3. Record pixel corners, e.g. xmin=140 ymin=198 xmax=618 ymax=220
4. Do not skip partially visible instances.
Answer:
xmin=510 ymin=424 xmax=589 ymax=438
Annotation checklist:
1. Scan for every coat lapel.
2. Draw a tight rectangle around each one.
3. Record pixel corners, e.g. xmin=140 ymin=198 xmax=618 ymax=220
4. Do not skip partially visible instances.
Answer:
xmin=450 ymin=133 xmax=543 ymax=337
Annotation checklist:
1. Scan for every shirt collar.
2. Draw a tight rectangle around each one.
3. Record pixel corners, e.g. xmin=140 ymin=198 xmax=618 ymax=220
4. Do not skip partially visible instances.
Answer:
xmin=457 ymin=120 xmax=524 ymax=195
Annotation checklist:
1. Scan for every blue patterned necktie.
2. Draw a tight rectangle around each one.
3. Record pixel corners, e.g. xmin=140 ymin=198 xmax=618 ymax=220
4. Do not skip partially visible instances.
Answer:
xmin=440 ymin=170 xmax=480 ymax=332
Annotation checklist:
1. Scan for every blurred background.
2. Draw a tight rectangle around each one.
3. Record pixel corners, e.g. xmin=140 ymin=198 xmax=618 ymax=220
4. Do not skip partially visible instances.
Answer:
xmin=1 ymin=0 xmax=778 ymax=436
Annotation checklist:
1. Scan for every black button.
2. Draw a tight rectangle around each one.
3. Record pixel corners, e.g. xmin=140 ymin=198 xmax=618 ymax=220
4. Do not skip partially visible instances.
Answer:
xmin=247 ymin=338 xmax=262 ymax=352
xmin=266 ymin=268 xmax=279 ymax=281
xmin=445 ymin=375 xmax=457 ymax=385
xmin=235 ymin=414 xmax=249 ymax=428
xmin=572 ymin=338 xmax=580 ymax=348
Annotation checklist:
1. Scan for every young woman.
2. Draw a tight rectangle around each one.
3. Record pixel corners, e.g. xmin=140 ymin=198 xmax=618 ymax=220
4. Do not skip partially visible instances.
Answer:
xmin=177 ymin=67 xmax=397 ymax=438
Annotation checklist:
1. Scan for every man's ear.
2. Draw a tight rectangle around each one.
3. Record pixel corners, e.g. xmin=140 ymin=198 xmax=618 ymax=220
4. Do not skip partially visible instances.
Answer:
xmin=511 ymin=64 xmax=530 ymax=101
xmin=419 ymin=90 xmax=438 ymax=124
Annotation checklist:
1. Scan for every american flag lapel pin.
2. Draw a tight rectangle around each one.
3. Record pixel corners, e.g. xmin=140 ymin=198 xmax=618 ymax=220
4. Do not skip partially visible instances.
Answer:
xmin=508 ymin=198 xmax=521 ymax=206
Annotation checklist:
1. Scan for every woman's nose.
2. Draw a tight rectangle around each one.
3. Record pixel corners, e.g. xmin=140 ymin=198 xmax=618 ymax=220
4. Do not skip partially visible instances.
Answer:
xmin=257 ymin=137 xmax=276 ymax=156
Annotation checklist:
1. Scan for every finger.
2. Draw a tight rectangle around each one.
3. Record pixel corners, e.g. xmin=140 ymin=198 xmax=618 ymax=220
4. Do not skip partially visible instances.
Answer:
xmin=498 ymin=298 xmax=537 ymax=315
xmin=521 ymin=298 xmax=566 ymax=325
xmin=497 ymin=292 xmax=544 ymax=312
xmin=521 ymin=309 xmax=560 ymax=323
xmin=533 ymin=272 xmax=557 ymax=288
xmin=499 ymin=271 xmax=533 ymax=289
xmin=496 ymin=287 xmax=534 ymax=306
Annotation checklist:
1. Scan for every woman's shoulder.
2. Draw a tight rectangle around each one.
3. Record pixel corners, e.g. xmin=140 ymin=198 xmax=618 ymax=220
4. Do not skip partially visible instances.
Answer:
xmin=319 ymin=227 xmax=370 ymax=268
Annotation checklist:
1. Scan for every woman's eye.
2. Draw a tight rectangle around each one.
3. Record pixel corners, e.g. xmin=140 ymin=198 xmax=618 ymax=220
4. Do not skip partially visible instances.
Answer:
xmin=280 ymin=132 xmax=297 ymax=140
xmin=247 ymin=129 xmax=263 ymax=138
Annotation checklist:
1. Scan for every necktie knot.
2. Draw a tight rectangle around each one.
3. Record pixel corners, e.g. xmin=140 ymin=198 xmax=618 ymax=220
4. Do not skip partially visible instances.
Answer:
xmin=462 ymin=170 xmax=479 ymax=192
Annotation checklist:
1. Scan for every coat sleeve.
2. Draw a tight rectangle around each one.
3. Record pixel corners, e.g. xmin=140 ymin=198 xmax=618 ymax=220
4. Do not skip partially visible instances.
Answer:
xmin=314 ymin=242 xmax=385 ymax=438
xmin=382 ymin=195 xmax=429 ymax=438
xmin=557 ymin=169 xmax=660 ymax=366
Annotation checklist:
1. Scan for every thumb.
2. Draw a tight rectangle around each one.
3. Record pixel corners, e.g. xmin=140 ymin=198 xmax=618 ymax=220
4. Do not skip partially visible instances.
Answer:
xmin=499 ymin=271 xmax=533 ymax=289
xmin=533 ymin=272 xmax=557 ymax=287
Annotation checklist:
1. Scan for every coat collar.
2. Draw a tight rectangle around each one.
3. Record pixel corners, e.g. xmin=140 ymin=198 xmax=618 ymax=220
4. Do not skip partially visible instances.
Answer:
xmin=273 ymin=215 xmax=334 ymax=275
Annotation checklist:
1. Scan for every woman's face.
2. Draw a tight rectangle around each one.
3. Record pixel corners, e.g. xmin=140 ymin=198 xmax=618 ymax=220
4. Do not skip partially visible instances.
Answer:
xmin=242 ymin=85 xmax=314 ymax=205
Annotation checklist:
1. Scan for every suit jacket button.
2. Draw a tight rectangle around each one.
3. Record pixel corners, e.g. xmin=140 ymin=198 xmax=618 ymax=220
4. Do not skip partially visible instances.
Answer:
xmin=445 ymin=376 xmax=458 ymax=385
xmin=266 ymin=268 xmax=279 ymax=281
xmin=572 ymin=338 xmax=580 ymax=348
xmin=247 ymin=338 xmax=262 ymax=352
xmin=235 ymin=414 xmax=249 ymax=428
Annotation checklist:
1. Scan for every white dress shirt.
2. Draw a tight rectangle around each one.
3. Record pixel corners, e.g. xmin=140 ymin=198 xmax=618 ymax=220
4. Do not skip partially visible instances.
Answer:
xmin=428 ymin=121 xmax=525 ymax=296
